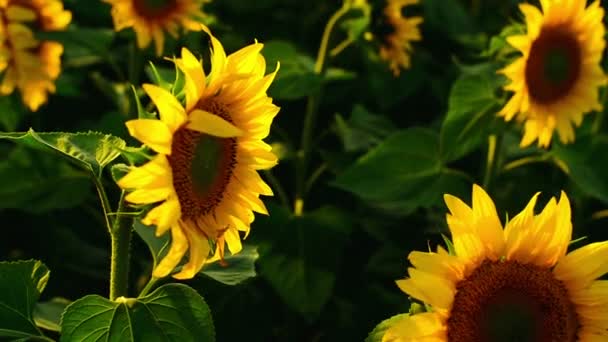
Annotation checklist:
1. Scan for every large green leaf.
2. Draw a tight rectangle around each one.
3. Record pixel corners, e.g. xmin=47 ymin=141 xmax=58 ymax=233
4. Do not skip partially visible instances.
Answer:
xmin=335 ymin=127 xmax=471 ymax=214
xmin=440 ymin=63 xmax=504 ymax=162
xmin=366 ymin=313 xmax=410 ymax=342
xmin=60 ymin=284 xmax=215 ymax=342
xmin=0 ymin=260 xmax=51 ymax=341
xmin=0 ymin=147 xmax=91 ymax=213
xmin=257 ymin=206 xmax=352 ymax=320
xmin=263 ymin=40 xmax=323 ymax=100
xmin=202 ymin=245 xmax=259 ymax=286
xmin=551 ymin=135 xmax=608 ymax=204
xmin=0 ymin=129 xmax=126 ymax=177
xmin=334 ymin=105 xmax=397 ymax=152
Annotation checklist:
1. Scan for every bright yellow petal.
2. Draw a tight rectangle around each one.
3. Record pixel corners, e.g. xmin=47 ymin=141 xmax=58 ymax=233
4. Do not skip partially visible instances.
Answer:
xmin=117 ymin=154 xmax=171 ymax=190
xmin=142 ymin=84 xmax=187 ymax=132
xmin=173 ymin=224 xmax=211 ymax=279
xmin=141 ymin=196 xmax=181 ymax=237
xmin=177 ymin=48 xmax=205 ymax=111
xmin=153 ymin=223 xmax=189 ymax=278
xmin=186 ymin=109 xmax=243 ymax=137
xmin=554 ymin=241 xmax=608 ymax=291
xmin=383 ymin=313 xmax=446 ymax=342
xmin=125 ymin=119 xmax=173 ymax=154
xmin=396 ymin=268 xmax=455 ymax=310
xmin=124 ymin=187 xmax=172 ymax=204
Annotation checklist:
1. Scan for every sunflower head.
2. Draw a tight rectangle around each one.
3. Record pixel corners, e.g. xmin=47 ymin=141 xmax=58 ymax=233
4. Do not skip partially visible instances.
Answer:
xmin=0 ymin=0 xmax=71 ymax=111
xmin=382 ymin=185 xmax=608 ymax=341
xmin=104 ymin=0 xmax=209 ymax=55
xmin=118 ymin=28 xmax=280 ymax=279
xmin=369 ymin=0 xmax=422 ymax=76
xmin=499 ymin=0 xmax=607 ymax=148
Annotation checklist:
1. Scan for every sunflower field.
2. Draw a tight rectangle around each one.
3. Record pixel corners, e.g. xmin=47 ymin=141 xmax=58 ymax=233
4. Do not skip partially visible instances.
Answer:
xmin=2 ymin=0 xmax=608 ymax=341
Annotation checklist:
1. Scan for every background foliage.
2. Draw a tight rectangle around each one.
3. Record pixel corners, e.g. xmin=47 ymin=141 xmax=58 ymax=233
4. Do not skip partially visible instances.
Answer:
xmin=2 ymin=0 xmax=608 ymax=341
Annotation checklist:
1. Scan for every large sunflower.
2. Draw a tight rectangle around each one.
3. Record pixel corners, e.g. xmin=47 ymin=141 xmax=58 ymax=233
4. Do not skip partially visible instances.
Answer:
xmin=499 ymin=0 xmax=606 ymax=148
xmin=118 ymin=28 xmax=279 ymax=279
xmin=383 ymin=185 xmax=608 ymax=341
xmin=374 ymin=0 xmax=422 ymax=76
xmin=0 ymin=0 xmax=71 ymax=111
xmin=104 ymin=0 xmax=208 ymax=55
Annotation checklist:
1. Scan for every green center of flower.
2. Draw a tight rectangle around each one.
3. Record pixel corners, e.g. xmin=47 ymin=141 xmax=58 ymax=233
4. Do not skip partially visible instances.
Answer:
xmin=525 ymin=27 xmax=581 ymax=104
xmin=447 ymin=260 xmax=579 ymax=342
xmin=168 ymin=104 xmax=237 ymax=220
xmin=133 ymin=0 xmax=178 ymax=18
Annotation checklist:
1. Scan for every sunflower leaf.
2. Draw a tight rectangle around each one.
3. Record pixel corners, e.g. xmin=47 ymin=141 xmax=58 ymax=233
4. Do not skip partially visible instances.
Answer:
xmin=0 ymin=129 xmax=126 ymax=177
xmin=202 ymin=245 xmax=259 ymax=286
xmin=60 ymin=284 xmax=215 ymax=342
xmin=33 ymin=298 xmax=71 ymax=333
xmin=365 ymin=313 xmax=410 ymax=342
xmin=0 ymin=260 xmax=51 ymax=341
xmin=440 ymin=63 xmax=504 ymax=162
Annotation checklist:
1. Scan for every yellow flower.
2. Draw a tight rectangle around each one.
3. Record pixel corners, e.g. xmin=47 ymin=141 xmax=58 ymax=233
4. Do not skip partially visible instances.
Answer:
xmin=499 ymin=0 xmax=606 ymax=148
xmin=384 ymin=185 xmax=608 ymax=341
xmin=374 ymin=0 xmax=422 ymax=76
xmin=0 ymin=0 xmax=71 ymax=111
xmin=104 ymin=0 xmax=209 ymax=55
xmin=118 ymin=28 xmax=279 ymax=280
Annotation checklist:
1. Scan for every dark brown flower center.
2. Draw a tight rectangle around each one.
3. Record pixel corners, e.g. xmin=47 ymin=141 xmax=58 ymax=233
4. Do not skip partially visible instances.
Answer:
xmin=133 ymin=0 xmax=178 ymax=18
xmin=525 ymin=26 xmax=581 ymax=104
xmin=447 ymin=260 xmax=579 ymax=342
xmin=168 ymin=101 xmax=236 ymax=220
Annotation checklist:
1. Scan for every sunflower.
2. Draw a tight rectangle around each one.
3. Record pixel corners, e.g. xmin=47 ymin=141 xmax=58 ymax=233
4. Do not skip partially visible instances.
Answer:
xmin=383 ymin=185 xmax=608 ymax=341
xmin=372 ymin=0 xmax=422 ymax=76
xmin=0 ymin=0 xmax=71 ymax=111
xmin=104 ymin=0 xmax=209 ymax=55
xmin=499 ymin=0 xmax=606 ymax=148
xmin=118 ymin=27 xmax=279 ymax=279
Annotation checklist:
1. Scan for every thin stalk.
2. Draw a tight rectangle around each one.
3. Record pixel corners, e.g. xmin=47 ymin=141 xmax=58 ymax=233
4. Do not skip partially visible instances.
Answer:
xmin=138 ymin=276 xmax=159 ymax=298
xmin=294 ymin=3 xmax=351 ymax=215
xmin=92 ymin=176 xmax=113 ymax=234
xmin=109 ymin=192 xmax=133 ymax=301
xmin=482 ymin=134 xmax=501 ymax=190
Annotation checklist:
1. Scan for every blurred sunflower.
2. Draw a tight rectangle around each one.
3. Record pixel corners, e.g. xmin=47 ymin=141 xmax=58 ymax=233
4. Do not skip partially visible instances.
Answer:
xmin=499 ymin=0 xmax=606 ymax=148
xmin=104 ymin=0 xmax=209 ymax=55
xmin=118 ymin=28 xmax=279 ymax=279
xmin=384 ymin=185 xmax=608 ymax=341
xmin=0 ymin=0 xmax=71 ymax=111
xmin=370 ymin=0 xmax=422 ymax=76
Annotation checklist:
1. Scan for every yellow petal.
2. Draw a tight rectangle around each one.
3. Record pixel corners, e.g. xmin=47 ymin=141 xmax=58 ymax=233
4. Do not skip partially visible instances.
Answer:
xmin=117 ymin=154 xmax=171 ymax=190
xmin=173 ymin=224 xmax=211 ymax=279
xmin=153 ymin=223 xmax=189 ymax=278
xmin=6 ymin=5 xmax=36 ymax=21
xmin=177 ymin=48 xmax=206 ymax=111
xmin=142 ymin=84 xmax=187 ymax=132
xmin=554 ymin=241 xmax=608 ymax=291
xmin=396 ymin=268 xmax=455 ymax=310
xmin=408 ymin=251 xmax=464 ymax=283
xmin=383 ymin=313 xmax=446 ymax=342
xmin=471 ymin=184 xmax=505 ymax=258
xmin=125 ymin=119 xmax=172 ymax=154
xmin=202 ymin=26 xmax=227 ymax=89
xmin=186 ymin=109 xmax=243 ymax=137
xmin=141 ymin=196 xmax=181 ymax=237
xmin=224 ymin=227 xmax=243 ymax=254
xmin=124 ymin=187 xmax=172 ymax=204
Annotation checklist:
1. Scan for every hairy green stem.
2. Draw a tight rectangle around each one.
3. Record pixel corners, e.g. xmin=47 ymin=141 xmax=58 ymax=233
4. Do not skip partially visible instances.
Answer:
xmin=109 ymin=192 xmax=133 ymax=301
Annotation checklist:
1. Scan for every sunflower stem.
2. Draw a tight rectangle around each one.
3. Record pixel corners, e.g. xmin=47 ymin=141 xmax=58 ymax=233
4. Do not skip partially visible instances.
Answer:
xmin=482 ymin=134 xmax=501 ymax=190
xmin=138 ymin=276 xmax=159 ymax=298
xmin=109 ymin=192 xmax=133 ymax=301
xmin=295 ymin=2 xmax=351 ymax=215
xmin=92 ymin=176 xmax=113 ymax=234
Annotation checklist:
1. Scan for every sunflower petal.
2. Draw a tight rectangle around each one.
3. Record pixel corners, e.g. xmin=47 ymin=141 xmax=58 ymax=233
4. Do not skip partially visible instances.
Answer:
xmin=142 ymin=84 xmax=187 ymax=132
xmin=383 ymin=313 xmax=446 ymax=342
xmin=153 ymin=223 xmax=189 ymax=278
xmin=173 ymin=224 xmax=211 ymax=279
xmin=187 ymin=109 xmax=243 ymax=137
xmin=125 ymin=119 xmax=172 ymax=154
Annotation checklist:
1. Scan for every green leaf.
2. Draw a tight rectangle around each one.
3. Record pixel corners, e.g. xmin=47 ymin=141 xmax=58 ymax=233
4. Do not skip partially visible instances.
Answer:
xmin=60 ymin=284 xmax=215 ymax=342
xmin=334 ymin=128 xmax=441 ymax=199
xmin=0 ymin=128 xmax=126 ymax=177
xmin=0 ymin=260 xmax=50 ymax=340
xmin=440 ymin=63 xmax=504 ymax=162
xmin=257 ymin=206 xmax=352 ymax=320
xmin=0 ymin=96 xmax=23 ymax=131
xmin=34 ymin=298 xmax=70 ymax=332
xmin=202 ymin=245 xmax=259 ymax=286
xmin=264 ymin=40 xmax=323 ymax=100
xmin=340 ymin=2 xmax=371 ymax=41
xmin=0 ymin=147 xmax=91 ymax=213
xmin=551 ymin=135 xmax=608 ymax=204
xmin=134 ymin=221 xmax=170 ymax=270
xmin=37 ymin=26 xmax=114 ymax=67
xmin=334 ymin=105 xmax=397 ymax=152
xmin=366 ymin=313 xmax=410 ymax=342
